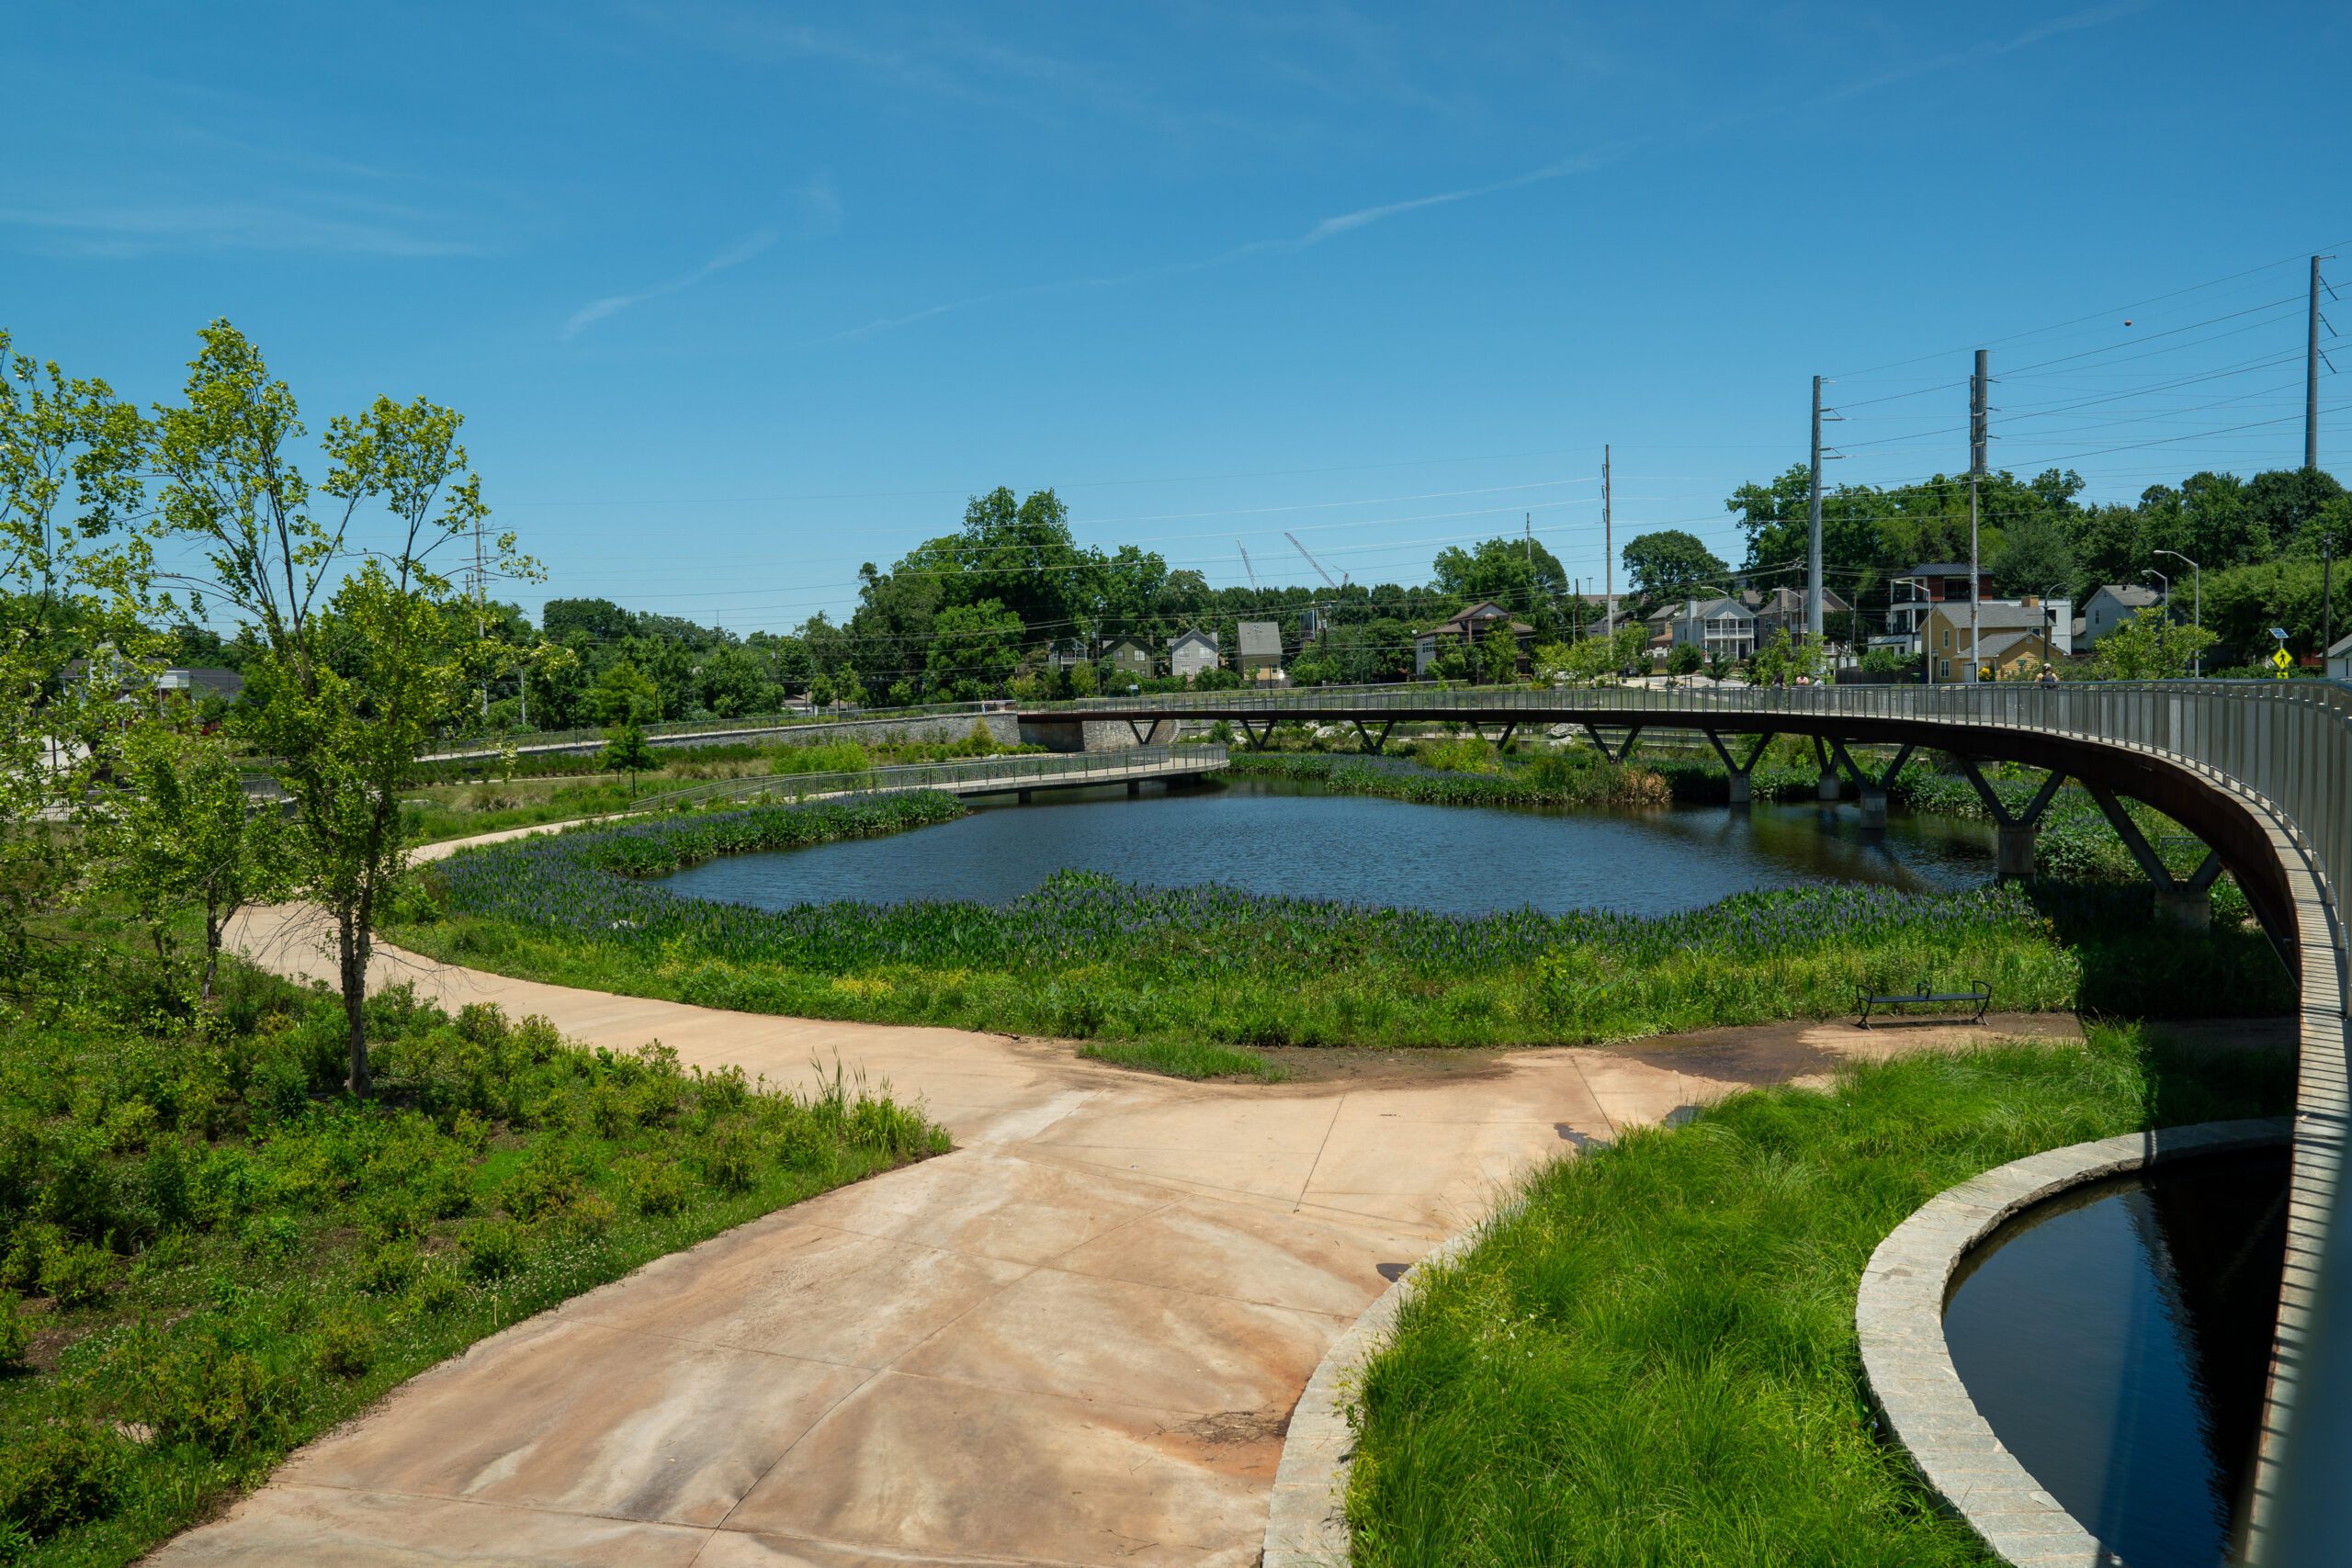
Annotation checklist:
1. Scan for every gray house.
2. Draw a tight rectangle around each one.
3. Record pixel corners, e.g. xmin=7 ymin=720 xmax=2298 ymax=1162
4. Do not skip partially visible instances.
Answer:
xmin=1237 ymin=620 xmax=1284 ymax=677
xmin=1169 ymin=628 xmax=1220 ymax=682
xmin=1662 ymin=596 xmax=1757 ymax=661
xmin=2079 ymin=584 xmax=2161 ymax=646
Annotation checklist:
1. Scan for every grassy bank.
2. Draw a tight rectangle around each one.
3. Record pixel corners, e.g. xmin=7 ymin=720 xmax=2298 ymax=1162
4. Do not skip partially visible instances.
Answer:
xmin=0 ymin=961 xmax=944 ymax=1563
xmin=1345 ymin=1027 xmax=2295 ymax=1565
xmin=393 ymin=793 xmax=2289 ymax=1056
xmin=1223 ymin=749 xmax=1669 ymax=807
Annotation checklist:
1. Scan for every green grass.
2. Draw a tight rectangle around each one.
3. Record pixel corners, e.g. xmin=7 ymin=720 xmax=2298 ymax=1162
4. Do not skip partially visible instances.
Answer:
xmin=0 ymin=958 xmax=946 ymax=1564
xmin=1076 ymin=1040 xmax=1290 ymax=1081
xmin=1345 ymin=1026 xmax=2295 ymax=1566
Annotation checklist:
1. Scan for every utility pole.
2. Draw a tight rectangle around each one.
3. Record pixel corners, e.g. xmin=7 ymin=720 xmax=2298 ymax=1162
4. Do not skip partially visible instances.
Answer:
xmin=2311 ymin=255 xmax=2329 ymax=471
xmin=1969 ymin=350 xmax=1988 ymax=683
xmin=1602 ymin=445 xmax=1613 ymax=639
xmin=472 ymin=513 xmax=490 ymax=718
xmin=1807 ymin=377 xmax=1825 ymax=640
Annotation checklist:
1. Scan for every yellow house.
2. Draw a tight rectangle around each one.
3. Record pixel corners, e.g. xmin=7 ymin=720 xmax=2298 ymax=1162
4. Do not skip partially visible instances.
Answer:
xmin=1922 ymin=603 xmax=2058 ymax=682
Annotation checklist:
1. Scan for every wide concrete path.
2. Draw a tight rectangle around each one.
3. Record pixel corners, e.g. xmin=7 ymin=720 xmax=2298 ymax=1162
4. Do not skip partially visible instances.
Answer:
xmin=159 ymin=833 xmax=2066 ymax=1566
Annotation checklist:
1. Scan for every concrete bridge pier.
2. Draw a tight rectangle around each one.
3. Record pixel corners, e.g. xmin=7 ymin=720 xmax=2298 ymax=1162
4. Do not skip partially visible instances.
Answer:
xmin=1958 ymin=759 xmax=2069 ymax=881
xmin=1126 ymin=779 xmax=1140 ymax=797
xmin=1828 ymin=739 xmax=1917 ymax=830
xmin=1812 ymin=737 xmax=1842 ymax=802
xmin=1703 ymin=729 xmax=1773 ymax=808
xmin=1017 ymin=788 xmax=1034 ymax=805
xmin=2086 ymin=782 xmax=2224 ymax=934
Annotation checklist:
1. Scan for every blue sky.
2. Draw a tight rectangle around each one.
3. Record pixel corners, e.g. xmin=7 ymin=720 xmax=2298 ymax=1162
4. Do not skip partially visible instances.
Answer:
xmin=6 ymin=2 xmax=2347 ymax=632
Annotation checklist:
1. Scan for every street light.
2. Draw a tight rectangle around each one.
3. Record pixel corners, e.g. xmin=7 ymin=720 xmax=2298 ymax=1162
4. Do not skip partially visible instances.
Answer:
xmin=2153 ymin=549 xmax=2202 ymax=677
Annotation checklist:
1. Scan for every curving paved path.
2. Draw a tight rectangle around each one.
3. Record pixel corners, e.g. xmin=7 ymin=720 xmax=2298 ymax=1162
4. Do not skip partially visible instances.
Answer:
xmin=155 ymin=828 xmax=2073 ymax=1566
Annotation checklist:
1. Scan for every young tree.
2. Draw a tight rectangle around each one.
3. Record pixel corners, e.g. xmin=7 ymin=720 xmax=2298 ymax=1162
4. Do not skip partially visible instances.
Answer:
xmin=2092 ymin=606 xmax=2218 ymax=680
xmin=1610 ymin=621 xmax=1650 ymax=678
xmin=1478 ymin=622 xmax=1520 ymax=683
xmin=98 ymin=719 xmax=291 ymax=1001
xmin=590 ymin=658 xmax=660 ymax=725
xmin=602 ymin=720 xmax=658 ymax=796
xmin=1668 ymin=643 xmax=1705 ymax=680
xmin=151 ymin=322 xmax=530 ymax=1096
xmin=0 ymin=332 xmax=154 ymax=982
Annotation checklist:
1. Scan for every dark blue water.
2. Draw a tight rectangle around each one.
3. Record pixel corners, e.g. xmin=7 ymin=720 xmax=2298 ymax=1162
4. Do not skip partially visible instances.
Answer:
xmin=1943 ymin=1150 xmax=2290 ymax=1567
xmin=655 ymin=776 xmax=1996 ymax=918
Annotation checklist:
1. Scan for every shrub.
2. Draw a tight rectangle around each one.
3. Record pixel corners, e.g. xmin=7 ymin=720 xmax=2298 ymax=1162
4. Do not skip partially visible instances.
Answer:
xmin=0 ymin=1422 xmax=121 ymax=1541
xmin=353 ymin=1239 xmax=419 ymax=1295
xmin=458 ymin=1219 xmax=530 ymax=1282
xmin=0 ymin=1292 xmax=32 ymax=1370
xmin=623 ymin=1156 xmax=691 ymax=1216
xmin=139 ymin=1337 xmax=290 ymax=1453
xmin=240 ymin=1213 xmax=304 ymax=1262
xmin=39 ymin=1242 xmax=115 ymax=1310
xmin=314 ymin=1311 xmax=376 ymax=1379
xmin=501 ymin=1145 xmax=586 ymax=1223
xmin=700 ymin=1120 xmax=759 ymax=1193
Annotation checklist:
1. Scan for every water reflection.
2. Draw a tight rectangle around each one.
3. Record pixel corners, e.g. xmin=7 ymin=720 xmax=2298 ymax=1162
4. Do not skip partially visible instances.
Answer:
xmin=1943 ymin=1150 xmax=2289 ymax=1567
xmin=656 ymin=776 xmax=1996 ymax=919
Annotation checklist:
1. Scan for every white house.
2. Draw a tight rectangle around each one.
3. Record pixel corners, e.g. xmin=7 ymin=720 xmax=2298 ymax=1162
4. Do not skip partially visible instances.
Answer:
xmin=2329 ymin=631 xmax=2352 ymax=681
xmin=2079 ymin=584 xmax=2161 ymax=646
xmin=1169 ymin=628 xmax=1220 ymax=681
xmin=1660 ymin=595 xmax=1757 ymax=661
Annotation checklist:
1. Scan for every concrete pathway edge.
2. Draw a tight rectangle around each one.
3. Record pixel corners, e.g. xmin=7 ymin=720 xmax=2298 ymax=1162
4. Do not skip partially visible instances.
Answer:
xmin=1855 ymin=1116 xmax=2290 ymax=1568
xmin=1261 ymin=1218 xmax=1499 ymax=1567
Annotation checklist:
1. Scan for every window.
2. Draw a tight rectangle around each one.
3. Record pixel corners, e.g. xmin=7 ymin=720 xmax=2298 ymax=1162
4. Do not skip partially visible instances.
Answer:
xmin=1939 ymin=659 xmax=1951 ymax=680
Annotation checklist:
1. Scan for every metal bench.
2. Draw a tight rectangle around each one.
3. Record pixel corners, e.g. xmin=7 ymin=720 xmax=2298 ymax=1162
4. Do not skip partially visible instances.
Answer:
xmin=1857 ymin=979 xmax=1991 ymax=1029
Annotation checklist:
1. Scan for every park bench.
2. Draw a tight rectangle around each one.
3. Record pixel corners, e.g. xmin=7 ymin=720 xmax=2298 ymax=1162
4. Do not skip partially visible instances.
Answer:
xmin=1856 ymin=978 xmax=1991 ymax=1029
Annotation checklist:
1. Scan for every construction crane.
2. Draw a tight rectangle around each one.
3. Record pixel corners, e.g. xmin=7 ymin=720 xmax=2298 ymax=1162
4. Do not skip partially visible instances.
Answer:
xmin=1237 ymin=542 xmax=1260 ymax=590
xmin=1283 ymin=531 xmax=1348 ymax=590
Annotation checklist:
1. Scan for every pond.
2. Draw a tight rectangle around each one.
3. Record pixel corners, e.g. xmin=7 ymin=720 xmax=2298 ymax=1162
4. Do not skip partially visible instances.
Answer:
xmin=653 ymin=776 xmax=1997 ymax=918
xmin=1942 ymin=1147 xmax=2290 ymax=1568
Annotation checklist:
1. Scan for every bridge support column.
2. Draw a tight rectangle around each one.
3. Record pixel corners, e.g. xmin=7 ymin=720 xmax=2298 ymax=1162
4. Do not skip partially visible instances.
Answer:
xmin=1703 ymin=729 xmax=1773 ymax=808
xmin=2086 ymin=783 xmax=2223 ymax=931
xmin=1126 ymin=779 xmax=1140 ymax=797
xmin=1350 ymin=720 xmax=1394 ymax=755
xmin=1828 ymin=739 xmax=1916 ymax=829
xmin=1017 ymin=788 xmax=1034 ymax=805
xmin=1813 ymin=738 xmax=1841 ymax=802
xmin=1583 ymin=724 xmax=1645 ymax=764
xmin=1958 ymin=759 xmax=2067 ymax=880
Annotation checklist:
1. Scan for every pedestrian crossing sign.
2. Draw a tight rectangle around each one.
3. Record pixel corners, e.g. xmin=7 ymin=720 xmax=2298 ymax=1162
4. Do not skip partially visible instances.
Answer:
xmin=2272 ymin=649 xmax=2293 ymax=673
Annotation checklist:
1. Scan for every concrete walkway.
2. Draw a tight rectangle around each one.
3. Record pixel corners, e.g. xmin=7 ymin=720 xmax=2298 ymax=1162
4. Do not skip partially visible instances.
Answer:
xmin=157 ymin=832 xmax=2073 ymax=1566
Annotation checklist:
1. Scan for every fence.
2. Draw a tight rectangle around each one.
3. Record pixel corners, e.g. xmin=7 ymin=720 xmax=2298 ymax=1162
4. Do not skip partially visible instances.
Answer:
xmin=628 ymin=742 xmax=1226 ymax=814
xmin=418 ymin=699 xmax=1013 ymax=762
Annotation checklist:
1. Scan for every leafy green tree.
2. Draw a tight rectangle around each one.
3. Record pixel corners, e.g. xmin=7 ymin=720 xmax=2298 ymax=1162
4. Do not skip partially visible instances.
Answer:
xmin=696 ymin=644 xmax=780 ymax=718
xmin=1667 ymin=644 xmax=1704 ymax=679
xmin=1432 ymin=537 xmax=1566 ymax=630
xmin=602 ymin=721 xmax=658 ymax=796
xmin=1478 ymin=622 xmax=1520 ymax=683
xmin=925 ymin=599 xmax=1024 ymax=697
xmin=1611 ymin=622 xmax=1650 ymax=677
xmin=807 ymin=671 xmax=836 ymax=711
xmin=590 ymin=659 xmax=660 ymax=725
xmin=98 ymin=719 xmax=291 ymax=1000
xmin=1621 ymin=530 xmax=1729 ymax=599
xmin=2092 ymin=606 xmax=2218 ymax=680
xmin=151 ymin=321 xmax=530 ymax=1096
xmin=0 ymin=333 xmax=154 ymax=982
xmin=1993 ymin=513 xmax=2076 ymax=598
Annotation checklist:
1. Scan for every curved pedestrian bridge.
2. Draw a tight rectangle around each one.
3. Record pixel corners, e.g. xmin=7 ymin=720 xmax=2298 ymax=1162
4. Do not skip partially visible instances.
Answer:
xmin=1037 ymin=679 xmax=2350 ymax=1547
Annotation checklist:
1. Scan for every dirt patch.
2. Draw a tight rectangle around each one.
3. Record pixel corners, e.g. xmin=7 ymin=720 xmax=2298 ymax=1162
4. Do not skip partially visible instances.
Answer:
xmin=1230 ymin=1044 xmax=1512 ymax=1085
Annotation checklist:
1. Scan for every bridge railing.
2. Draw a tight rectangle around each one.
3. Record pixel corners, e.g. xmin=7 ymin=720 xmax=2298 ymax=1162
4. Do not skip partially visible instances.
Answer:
xmin=417 ymin=699 xmax=1014 ymax=763
xmin=628 ymin=742 xmax=1225 ymax=815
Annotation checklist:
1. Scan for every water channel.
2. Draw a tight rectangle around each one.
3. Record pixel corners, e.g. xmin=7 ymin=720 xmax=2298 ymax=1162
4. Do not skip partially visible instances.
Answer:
xmin=1942 ymin=1148 xmax=2290 ymax=1567
xmin=656 ymin=775 xmax=1998 ymax=917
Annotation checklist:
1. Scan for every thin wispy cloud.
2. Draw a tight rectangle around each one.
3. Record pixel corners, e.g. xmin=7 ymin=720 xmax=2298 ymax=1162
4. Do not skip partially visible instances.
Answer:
xmin=0 ymin=200 xmax=480 ymax=259
xmin=562 ymin=228 xmax=779 ymax=339
xmin=1825 ymin=0 xmax=2149 ymax=103
xmin=822 ymin=146 xmax=1630 ymax=344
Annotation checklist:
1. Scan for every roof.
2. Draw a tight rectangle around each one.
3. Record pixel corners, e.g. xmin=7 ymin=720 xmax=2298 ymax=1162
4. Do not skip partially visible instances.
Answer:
xmin=1237 ymin=621 xmax=1284 ymax=657
xmin=1169 ymin=628 xmax=1217 ymax=649
xmin=2330 ymin=632 xmax=2352 ymax=657
xmin=1746 ymin=584 xmax=1854 ymax=614
xmin=2088 ymin=583 xmax=2161 ymax=607
xmin=1105 ymin=637 xmax=1148 ymax=653
xmin=1897 ymin=562 xmax=1987 ymax=578
xmin=157 ymin=667 xmax=245 ymax=698
xmin=1970 ymin=630 xmax=2040 ymax=661
xmin=1932 ymin=602 xmax=2054 ymax=632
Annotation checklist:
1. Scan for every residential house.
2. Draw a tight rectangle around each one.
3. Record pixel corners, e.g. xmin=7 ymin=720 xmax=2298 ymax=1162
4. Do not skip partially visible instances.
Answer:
xmin=1887 ymin=562 xmax=1998 ymax=645
xmin=1742 ymin=584 xmax=1854 ymax=646
xmin=2328 ymin=631 xmax=2352 ymax=681
xmin=1237 ymin=620 xmax=1285 ymax=677
xmin=1168 ymin=628 xmax=1220 ymax=682
xmin=1104 ymin=639 xmax=1152 ymax=682
xmin=1045 ymin=637 xmax=1089 ymax=671
xmin=1921 ymin=601 xmax=2062 ymax=682
xmin=1659 ymin=596 xmax=1758 ymax=662
xmin=1411 ymin=601 xmax=1533 ymax=676
xmin=65 ymin=660 xmax=245 ymax=712
xmin=2078 ymin=584 xmax=2163 ymax=646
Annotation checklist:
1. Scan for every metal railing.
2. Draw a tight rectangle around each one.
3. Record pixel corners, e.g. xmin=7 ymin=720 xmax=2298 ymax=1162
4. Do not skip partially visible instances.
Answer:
xmin=628 ymin=742 xmax=1227 ymax=814
xmin=417 ymin=699 xmax=1014 ymax=762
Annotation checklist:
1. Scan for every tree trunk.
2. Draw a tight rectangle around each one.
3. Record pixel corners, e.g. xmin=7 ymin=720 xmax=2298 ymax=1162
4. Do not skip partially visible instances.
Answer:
xmin=201 ymin=910 xmax=221 ymax=1005
xmin=337 ymin=908 xmax=371 ymax=1097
